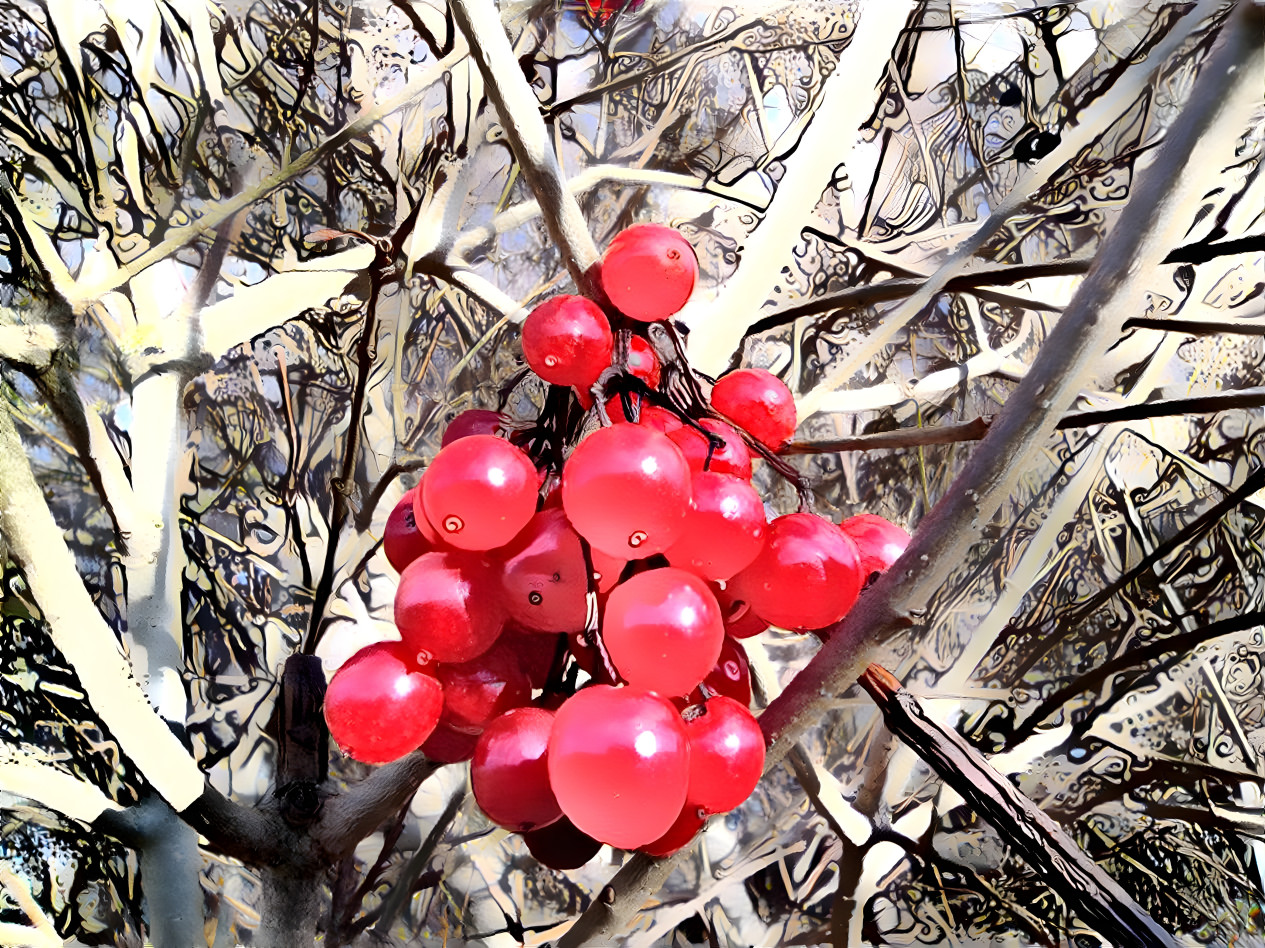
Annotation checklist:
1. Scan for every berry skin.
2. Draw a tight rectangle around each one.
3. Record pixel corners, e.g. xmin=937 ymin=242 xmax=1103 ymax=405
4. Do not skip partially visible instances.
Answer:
xmin=548 ymin=686 xmax=690 ymax=849
xmin=395 ymin=551 xmax=504 ymax=663
xmin=727 ymin=512 xmax=864 ymax=632
xmin=665 ymin=472 xmax=766 ymax=582
xmin=639 ymin=804 xmax=706 ymax=858
xmin=383 ymin=487 xmax=434 ymax=573
xmin=600 ymin=224 xmax=698 ymax=322
xmin=420 ymin=435 xmax=538 ymax=551
xmin=682 ymin=695 xmax=765 ymax=814
xmin=471 ymin=707 xmax=562 ymax=832
xmin=562 ymin=423 xmax=692 ymax=559
xmin=435 ymin=641 xmax=531 ymax=735
xmin=522 ymin=295 xmax=614 ymax=388
xmin=678 ymin=635 xmax=752 ymax=709
xmin=605 ymin=395 xmax=682 ymax=434
xmin=668 ymin=419 xmax=752 ymax=479
xmin=710 ymin=368 xmax=797 ymax=449
xmin=441 ymin=409 xmax=504 ymax=447
xmin=420 ymin=722 xmax=479 ymax=763
xmin=496 ymin=509 xmax=590 ymax=634
xmin=626 ymin=335 xmax=661 ymax=389
xmin=711 ymin=582 xmax=769 ymax=640
xmin=324 ymin=642 xmax=442 ymax=764
xmin=602 ymin=567 xmax=724 ymax=697
xmin=521 ymin=816 xmax=602 ymax=870
xmin=839 ymin=514 xmax=911 ymax=580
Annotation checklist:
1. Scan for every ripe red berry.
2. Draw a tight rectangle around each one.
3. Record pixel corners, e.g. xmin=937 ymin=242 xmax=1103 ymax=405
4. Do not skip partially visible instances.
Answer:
xmin=686 ymin=635 xmax=752 ymax=708
xmin=626 ymin=335 xmax=661 ymax=389
xmin=562 ymin=423 xmax=692 ymax=558
xmin=420 ymin=435 xmax=538 ymax=550
xmin=682 ymin=695 xmax=765 ymax=814
xmin=665 ymin=472 xmax=766 ymax=582
xmin=471 ymin=708 xmax=562 ymax=832
xmin=667 ymin=419 xmax=752 ymax=479
xmin=605 ymin=395 xmax=682 ymax=433
xmin=548 ymin=686 xmax=691 ymax=848
xmin=435 ymin=641 xmax=531 ymax=735
xmin=500 ymin=629 xmax=565 ymax=690
xmin=710 ymin=368 xmax=797 ymax=448
xmin=420 ymin=722 xmax=479 ymax=763
xmin=710 ymin=583 xmax=769 ymax=640
xmin=639 ymin=804 xmax=706 ymax=858
xmin=839 ymin=514 xmax=911 ymax=579
xmin=395 ymin=551 xmax=504 ymax=663
xmin=522 ymin=295 xmax=614 ymax=388
xmin=324 ymin=642 xmax=442 ymax=764
xmin=521 ymin=816 xmax=602 ymax=870
xmin=383 ymin=487 xmax=434 ymax=573
xmin=600 ymin=224 xmax=698 ymax=322
xmin=727 ymin=512 xmax=863 ymax=632
xmin=602 ymin=567 xmax=724 ymax=696
xmin=441 ymin=409 xmax=504 ymax=447
xmin=496 ymin=509 xmax=590 ymax=633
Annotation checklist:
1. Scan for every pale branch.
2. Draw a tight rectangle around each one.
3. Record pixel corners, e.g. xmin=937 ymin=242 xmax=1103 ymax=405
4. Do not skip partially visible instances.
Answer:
xmin=0 ymin=757 xmax=124 ymax=826
xmin=556 ymin=6 xmax=1264 ymax=941
xmin=0 ymin=322 xmax=57 ymax=368
xmin=794 ymin=0 xmax=1228 ymax=419
xmin=858 ymin=665 xmax=1179 ymax=948
xmin=312 ymin=752 xmax=444 ymax=859
xmin=781 ymin=385 xmax=1265 ymax=454
xmin=0 ymin=406 xmax=203 ymax=811
xmin=450 ymin=0 xmax=602 ymax=296
xmin=680 ymin=1 xmax=919 ymax=375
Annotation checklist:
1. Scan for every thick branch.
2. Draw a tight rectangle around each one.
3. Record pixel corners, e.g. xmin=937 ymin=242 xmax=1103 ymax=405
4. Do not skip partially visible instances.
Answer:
xmin=312 ymin=752 xmax=443 ymax=860
xmin=858 ymin=665 xmax=1178 ymax=948
xmin=557 ymin=5 xmax=1264 ymax=940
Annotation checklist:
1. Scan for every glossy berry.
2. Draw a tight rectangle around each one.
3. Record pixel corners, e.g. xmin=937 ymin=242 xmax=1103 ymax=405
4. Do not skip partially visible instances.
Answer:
xmin=626 ymin=335 xmax=661 ymax=389
xmin=710 ymin=368 xmax=797 ymax=448
xmin=522 ymin=816 xmax=602 ymax=870
xmin=548 ymin=686 xmax=690 ymax=848
xmin=727 ymin=513 xmax=863 ymax=632
xmin=435 ymin=641 xmax=531 ymax=735
xmin=471 ymin=708 xmax=562 ymax=832
xmin=711 ymin=583 xmax=769 ymax=640
xmin=640 ymin=804 xmax=706 ymax=858
xmin=500 ymin=629 xmax=565 ymax=690
xmin=562 ymin=423 xmax=692 ymax=559
xmin=668 ymin=419 xmax=752 ymax=479
xmin=840 ymin=514 xmax=911 ymax=580
xmin=522 ymin=295 xmax=614 ymax=388
xmin=420 ymin=435 xmax=538 ymax=551
xmin=497 ymin=510 xmax=590 ymax=633
xmin=606 ymin=395 xmax=682 ymax=433
xmin=685 ymin=635 xmax=752 ymax=708
xmin=441 ymin=409 xmax=503 ymax=447
xmin=603 ymin=567 xmax=724 ymax=696
xmin=665 ymin=472 xmax=766 ymax=582
xmin=420 ymin=722 xmax=479 ymax=763
xmin=383 ymin=487 xmax=434 ymax=573
xmin=682 ymin=696 xmax=765 ymax=814
xmin=395 ymin=551 xmax=504 ymax=663
xmin=324 ymin=642 xmax=442 ymax=764
xmin=601 ymin=224 xmax=698 ymax=322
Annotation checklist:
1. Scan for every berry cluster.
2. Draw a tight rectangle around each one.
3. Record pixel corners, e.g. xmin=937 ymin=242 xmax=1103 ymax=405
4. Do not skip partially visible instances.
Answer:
xmin=324 ymin=223 xmax=911 ymax=864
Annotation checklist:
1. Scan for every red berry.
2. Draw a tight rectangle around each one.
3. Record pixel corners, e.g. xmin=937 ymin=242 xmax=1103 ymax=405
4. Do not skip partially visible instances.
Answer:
xmin=727 ymin=512 xmax=863 ymax=632
xmin=562 ymin=423 xmax=692 ymax=559
xmin=710 ymin=368 xmax=797 ymax=448
xmin=441 ymin=409 xmax=503 ymax=447
xmin=588 ymin=544 xmax=627 ymax=592
xmin=420 ymin=722 xmax=479 ymax=763
xmin=522 ymin=295 xmax=613 ymax=388
xmin=497 ymin=509 xmax=590 ymax=634
xmin=668 ymin=419 xmax=752 ymax=479
xmin=395 ymin=551 xmax=504 ymax=663
xmin=421 ymin=435 xmax=538 ymax=550
xmin=639 ymin=804 xmax=706 ymax=858
xmin=679 ymin=635 xmax=751 ymax=708
xmin=500 ymin=629 xmax=565 ymax=690
xmin=601 ymin=224 xmax=698 ymax=322
xmin=471 ymin=708 xmax=562 ymax=832
xmin=839 ymin=514 xmax=911 ymax=579
xmin=435 ymin=641 xmax=531 ymax=735
xmin=710 ymin=583 xmax=769 ymax=640
xmin=324 ymin=642 xmax=442 ymax=764
xmin=383 ymin=487 xmax=434 ymax=573
xmin=548 ymin=686 xmax=690 ymax=848
xmin=682 ymin=696 xmax=765 ymax=814
xmin=603 ymin=567 xmax=724 ymax=696
xmin=626 ymin=335 xmax=661 ymax=389
xmin=522 ymin=816 xmax=602 ymax=870
xmin=665 ymin=472 xmax=766 ymax=582
xmin=605 ymin=395 xmax=682 ymax=433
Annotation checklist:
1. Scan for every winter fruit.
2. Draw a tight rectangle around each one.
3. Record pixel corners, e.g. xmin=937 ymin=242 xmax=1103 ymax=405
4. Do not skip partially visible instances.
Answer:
xmin=668 ymin=418 xmax=752 ymax=479
xmin=522 ymin=295 xmax=614 ymax=389
xmin=640 ymin=804 xmax=706 ymax=858
xmin=435 ymin=642 xmax=531 ymax=735
xmin=324 ymin=642 xmax=442 ymax=764
xmin=626 ymin=335 xmax=661 ymax=389
xmin=383 ymin=487 xmax=434 ymax=573
xmin=548 ymin=685 xmax=690 ymax=849
xmin=606 ymin=395 xmax=682 ymax=433
xmin=839 ymin=514 xmax=911 ymax=580
xmin=420 ymin=435 xmax=538 ymax=551
xmin=602 ymin=567 xmax=724 ymax=696
xmin=727 ymin=512 xmax=863 ymax=632
xmin=497 ymin=509 xmax=590 ymax=633
xmin=395 ymin=551 xmax=504 ymax=663
xmin=522 ymin=816 xmax=602 ymax=870
xmin=682 ymin=696 xmax=765 ymax=813
xmin=665 ymin=472 xmax=766 ymax=582
xmin=471 ymin=708 xmax=562 ymax=832
xmin=562 ymin=423 xmax=692 ymax=558
xmin=710 ymin=368 xmax=797 ymax=448
xmin=600 ymin=224 xmax=698 ymax=322
xmin=420 ymin=722 xmax=479 ymax=763
xmin=441 ymin=409 xmax=504 ymax=447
